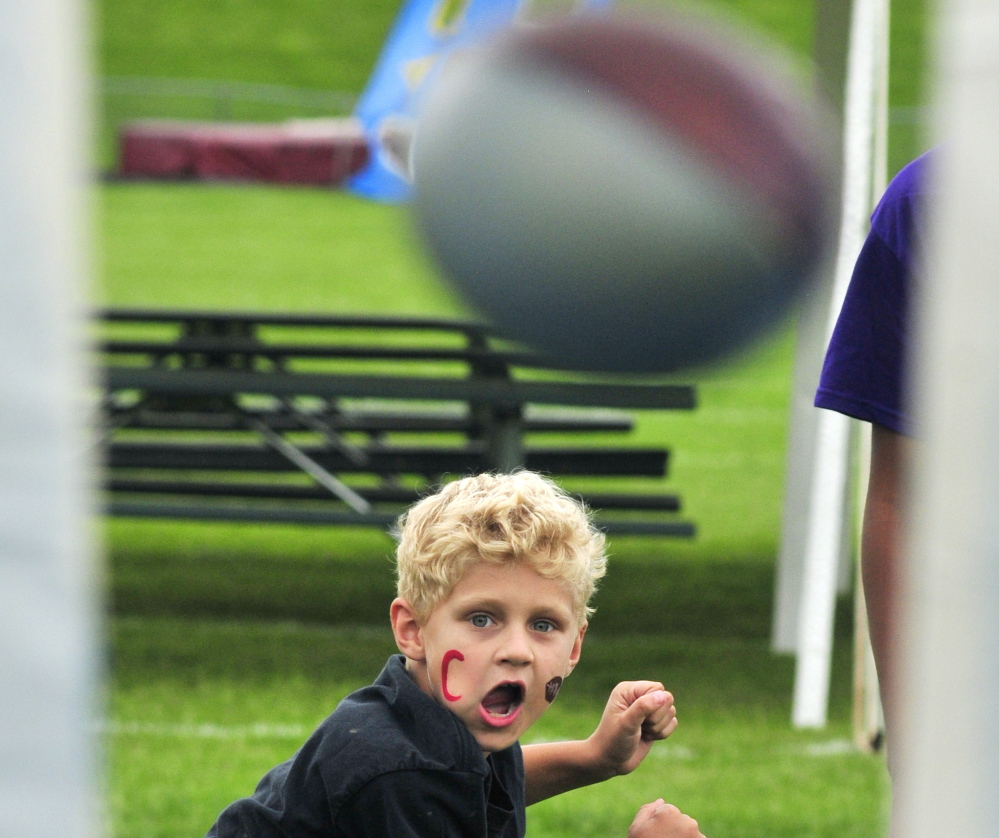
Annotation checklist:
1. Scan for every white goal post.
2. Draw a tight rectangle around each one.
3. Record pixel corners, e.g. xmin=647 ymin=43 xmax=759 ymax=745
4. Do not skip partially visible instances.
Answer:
xmin=774 ymin=0 xmax=890 ymax=729
xmin=894 ymin=1 xmax=999 ymax=834
xmin=0 ymin=2 xmax=100 ymax=837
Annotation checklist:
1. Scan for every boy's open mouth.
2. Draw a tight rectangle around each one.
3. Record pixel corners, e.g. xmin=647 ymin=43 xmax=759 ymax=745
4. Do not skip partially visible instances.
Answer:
xmin=478 ymin=682 xmax=524 ymax=728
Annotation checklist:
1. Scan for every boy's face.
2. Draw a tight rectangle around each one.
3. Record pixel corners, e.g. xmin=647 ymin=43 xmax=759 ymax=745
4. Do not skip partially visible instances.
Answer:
xmin=394 ymin=560 xmax=586 ymax=755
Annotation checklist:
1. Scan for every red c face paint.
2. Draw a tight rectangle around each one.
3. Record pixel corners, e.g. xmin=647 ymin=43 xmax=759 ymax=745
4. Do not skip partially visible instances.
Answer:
xmin=545 ymin=676 xmax=563 ymax=703
xmin=442 ymin=649 xmax=465 ymax=701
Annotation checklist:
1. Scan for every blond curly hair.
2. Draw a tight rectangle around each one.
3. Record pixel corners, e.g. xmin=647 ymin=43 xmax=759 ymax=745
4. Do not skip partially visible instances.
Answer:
xmin=394 ymin=471 xmax=607 ymax=625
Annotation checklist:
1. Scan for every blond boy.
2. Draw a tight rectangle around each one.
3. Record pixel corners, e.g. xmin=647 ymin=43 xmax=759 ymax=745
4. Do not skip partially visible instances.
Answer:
xmin=207 ymin=472 xmax=702 ymax=838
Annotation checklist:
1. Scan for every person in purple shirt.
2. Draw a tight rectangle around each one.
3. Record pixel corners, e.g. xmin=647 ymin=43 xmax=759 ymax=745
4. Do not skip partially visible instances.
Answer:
xmin=815 ymin=151 xmax=932 ymax=804
xmin=815 ymin=152 xmax=930 ymax=435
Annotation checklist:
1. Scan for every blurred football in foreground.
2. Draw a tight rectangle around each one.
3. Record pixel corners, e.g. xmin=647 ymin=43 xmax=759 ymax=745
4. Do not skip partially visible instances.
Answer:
xmin=411 ymin=11 xmax=838 ymax=373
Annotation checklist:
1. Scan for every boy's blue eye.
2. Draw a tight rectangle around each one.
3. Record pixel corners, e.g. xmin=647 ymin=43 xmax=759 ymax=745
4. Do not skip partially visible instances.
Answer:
xmin=470 ymin=614 xmax=492 ymax=628
xmin=532 ymin=619 xmax=555 ymax=633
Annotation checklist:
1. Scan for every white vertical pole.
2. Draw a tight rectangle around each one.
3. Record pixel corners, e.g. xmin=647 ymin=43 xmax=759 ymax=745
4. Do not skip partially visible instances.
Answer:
xmin=791 ymin=0 xmax=889 ymax=728
xmin=850 ymin=0 xmax=890 ymax=750
xmin=0 ymin=2 xmax=99 ymax=838
xmin=793 ymin=417 xmax=852 ymax=727
xmin=894 ymin=2 xmax=999 ymax=835
xmin=772 ymin=289 xmax=839 ymax=652
xmin=771 ymin=0 xmax=855 ymax=655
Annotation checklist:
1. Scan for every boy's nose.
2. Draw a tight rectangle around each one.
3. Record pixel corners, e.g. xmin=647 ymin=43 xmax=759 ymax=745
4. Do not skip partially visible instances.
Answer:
xmin=497 ymin=626 xmax=534 ymax=666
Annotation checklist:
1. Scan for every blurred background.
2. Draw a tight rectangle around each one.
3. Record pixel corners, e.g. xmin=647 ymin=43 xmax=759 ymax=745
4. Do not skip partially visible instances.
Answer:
xmin=93 ymin=0 xmax=931 ymax=835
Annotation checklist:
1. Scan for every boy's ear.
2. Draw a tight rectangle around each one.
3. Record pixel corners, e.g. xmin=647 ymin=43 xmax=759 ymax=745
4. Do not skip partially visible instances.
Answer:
xmin=566 ymin=621 xmax=587 ymax=675
xmin=390 ymin=597 xmax=426 ymax=661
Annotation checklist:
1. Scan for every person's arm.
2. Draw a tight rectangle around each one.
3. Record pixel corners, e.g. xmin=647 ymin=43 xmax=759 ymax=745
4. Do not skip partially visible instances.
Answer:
xmin=522 ymin=681 xmax=676 ymax=805
xmin=862 ymin=422 xmax=913 ymax=748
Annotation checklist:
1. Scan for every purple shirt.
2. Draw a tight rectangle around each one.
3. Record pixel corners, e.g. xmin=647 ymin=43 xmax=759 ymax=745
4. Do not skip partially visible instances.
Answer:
xmin=814 ymin=151 xmax=933 ymax=435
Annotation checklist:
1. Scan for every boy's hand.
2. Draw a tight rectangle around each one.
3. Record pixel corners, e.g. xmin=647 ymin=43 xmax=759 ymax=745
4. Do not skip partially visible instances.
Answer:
xmin=628 ymin=799 xmax=704 ymax=838
xmin=589 ymin=681 xmax=677 ymax=778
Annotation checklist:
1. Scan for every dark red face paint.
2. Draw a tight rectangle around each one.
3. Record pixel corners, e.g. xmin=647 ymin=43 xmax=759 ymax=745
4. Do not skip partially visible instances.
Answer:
xmin=545 ymin=676 xmax=563 ymax=703
xmin=442 ymin=649 xmax=465 ymax=701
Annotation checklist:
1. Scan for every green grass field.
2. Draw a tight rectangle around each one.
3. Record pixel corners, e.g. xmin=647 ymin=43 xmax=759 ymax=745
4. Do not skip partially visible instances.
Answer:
xmin=99 ymin=181 xmax=888 ymax=838
xmin=93 ymin=0 xmax=932 ymax=834
xmin=96 ymin=0 xmax=931 ymax=175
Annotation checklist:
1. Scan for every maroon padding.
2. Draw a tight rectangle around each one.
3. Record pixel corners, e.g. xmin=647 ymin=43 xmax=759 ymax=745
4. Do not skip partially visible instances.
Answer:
xmin=118 ymin=120 xmax=370 ymax=186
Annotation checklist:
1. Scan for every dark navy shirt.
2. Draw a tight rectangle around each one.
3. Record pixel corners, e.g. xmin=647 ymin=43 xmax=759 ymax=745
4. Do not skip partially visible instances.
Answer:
xmin=207 ymin=655 xmax=526 ymax=838
xmin=815 ymin=150 xmax=933 ymax=435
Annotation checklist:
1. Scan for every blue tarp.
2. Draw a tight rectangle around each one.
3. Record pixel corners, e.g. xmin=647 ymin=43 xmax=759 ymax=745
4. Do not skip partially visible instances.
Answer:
xmin=347 ymin=0 xmax=614 ymax=202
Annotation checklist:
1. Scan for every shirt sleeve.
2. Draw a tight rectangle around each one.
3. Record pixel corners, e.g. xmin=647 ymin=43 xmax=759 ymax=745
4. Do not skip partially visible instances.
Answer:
xmin=206 ymin=757 xmax=334 ymax=838
xmin=333 ymin=770 xmax=491 ymax=838
xmin=814 ymin=227 xmax=909 ymax=434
